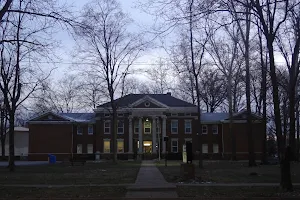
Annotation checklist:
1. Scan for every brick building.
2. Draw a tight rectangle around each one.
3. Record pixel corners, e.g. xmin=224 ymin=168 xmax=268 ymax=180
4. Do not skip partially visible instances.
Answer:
xmin=28 ymin=93 xmax=264 ymax=161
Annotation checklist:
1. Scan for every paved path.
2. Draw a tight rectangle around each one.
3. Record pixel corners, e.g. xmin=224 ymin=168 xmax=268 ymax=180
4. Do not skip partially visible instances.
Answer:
xmin=0 ymin=161 xmax=49 ymax=166
xmin=126 ymin=160 xmax=178 ymax=198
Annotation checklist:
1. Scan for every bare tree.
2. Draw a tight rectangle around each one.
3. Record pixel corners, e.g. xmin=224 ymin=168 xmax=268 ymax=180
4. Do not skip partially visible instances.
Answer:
xmin=199 ymin=69 xmax=226 ymax=112
xmin=208 ymin=21 xmax=243 ymax=160
xmin=74 ymin=0 xmax=144 ymax=162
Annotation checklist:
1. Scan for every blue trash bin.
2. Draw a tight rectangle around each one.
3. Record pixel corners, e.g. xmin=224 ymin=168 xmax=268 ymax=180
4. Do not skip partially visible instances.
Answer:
xmin=52 ymin=155 xmax=56 ymax=164
xmin=48 ymin=154 xmax=52 ymax=164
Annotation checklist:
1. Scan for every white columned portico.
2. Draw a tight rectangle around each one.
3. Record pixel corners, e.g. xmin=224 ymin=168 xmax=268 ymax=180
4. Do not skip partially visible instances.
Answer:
xmin=152 ymin=117 xmax=156 ymax=153
xmin=162 ymin=116 xmax=167 ymax=153
xmin=138 ymin=117 xmax=143 ymax=153
xmin=128 ymin=117 xmax=133 ymax=153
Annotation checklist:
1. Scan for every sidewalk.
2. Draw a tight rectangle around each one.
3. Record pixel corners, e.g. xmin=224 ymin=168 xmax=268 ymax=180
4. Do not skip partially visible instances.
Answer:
xmin=126 ymin=160 xmax=178 ymax=198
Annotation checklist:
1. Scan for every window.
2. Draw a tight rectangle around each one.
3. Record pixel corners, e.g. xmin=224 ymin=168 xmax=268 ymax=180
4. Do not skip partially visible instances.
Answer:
xmin=212 ymin=125 xmax=218 ymax=134
xmin=104 ymin=121 xmax=110 ymax=134
xmin=88 ymin=125 xmax=93 ymax=135
xmin=213 ymin=144 xmax=219 ymax=153
xmin=171 ymin=120 xmax=178 ymax=134
xmin=171 ymin=113 xmax=178 ymax=116
xmin=77 ymin=126 xmax=83 ymax=135
xmin=103 ymin=139 xmax=110 ymax=153
xmin=87 ymin=144 xmax=93 ymax=154
xmin=185 ymin=113 xmax=191 ymax=116
xmin=118 ymin=120 xmax=124 ymax=134
xmin=144 ymin=121 xmax=151 ymax=134
xmin=171 ymin=139 xmax=178 ymax=153
xmin=104 ymin=113 xmax=110 ymax=117
xmin=134 ymin=120 xmax=139 ymax=134
xmin=202 ymin=125 xmax=207 ymax=134
xmin=185 ymin=120 xmax=192 ymax=134
xmin=77 ymin=144 xmax=82 ymax=154
xmin=202 ymin=144 xmax=208 ymax=153
xmin=118 ymin=113 xmax=124 ymax=117
xmin=117 ymin=139 xmax=124 ymax=153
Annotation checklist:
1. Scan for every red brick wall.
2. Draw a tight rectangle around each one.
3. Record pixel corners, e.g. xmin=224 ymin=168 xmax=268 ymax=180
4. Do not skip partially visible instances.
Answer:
xmin=28 ymin=123 xmax=73 ymax=161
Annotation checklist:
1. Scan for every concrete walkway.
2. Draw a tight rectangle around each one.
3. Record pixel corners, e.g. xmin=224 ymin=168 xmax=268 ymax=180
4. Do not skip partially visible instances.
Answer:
xmin=126 ymin=160 xmax=178 ymax=198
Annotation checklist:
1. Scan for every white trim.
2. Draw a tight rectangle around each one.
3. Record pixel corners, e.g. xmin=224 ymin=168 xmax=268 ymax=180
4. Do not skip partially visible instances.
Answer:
xmin=28 ymin=111 xmax=73 ymax=122
xmin=129 ymin=95 xmax=169 ymax=108
xmin=104 ymin=120 xmax=111 ymax=134
xmin=171 ymin=138 xmax=178 ymax=153
xmin=117 ymin=120 xmax=124 ymax=134
xmin=171 ymin=120 xmax=178 ymax=134
xmin=184 ymin=120 xmax=192 ymax=134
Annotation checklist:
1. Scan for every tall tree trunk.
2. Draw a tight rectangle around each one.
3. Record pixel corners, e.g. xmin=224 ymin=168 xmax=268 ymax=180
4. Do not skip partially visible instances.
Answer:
xmin=112 ymin=106 xmax=118 ymax=163
xmin=0 ymin=108 xmax=5 ymax=160
xmin=8 ymin=113 xmax=15 ymax=172
xmin=228 ymin=75 xmax=236 ymax=160
xmin=289 ymin=82 xmax=296 ymax=160
xmin=296 ymin=103 xmax=299 ymax=161
xmin=188 ymin=0 xmax=202 ymax=168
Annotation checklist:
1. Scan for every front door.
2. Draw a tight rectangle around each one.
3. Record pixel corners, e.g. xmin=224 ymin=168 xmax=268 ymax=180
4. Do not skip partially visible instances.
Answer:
xmin=143 ymin=141 xmax=152 ymax=159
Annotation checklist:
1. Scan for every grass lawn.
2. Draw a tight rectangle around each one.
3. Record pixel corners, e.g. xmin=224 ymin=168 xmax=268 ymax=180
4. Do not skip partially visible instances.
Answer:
xmin=157 ymin=160 xmax=300 ymax=183
xmin=177 ymin=186 xmax=300 ymax=198
xmin=0 ymin=186 xmax=127 ymax=199
xmin=0 ymin=161 xmax=141 ymax=185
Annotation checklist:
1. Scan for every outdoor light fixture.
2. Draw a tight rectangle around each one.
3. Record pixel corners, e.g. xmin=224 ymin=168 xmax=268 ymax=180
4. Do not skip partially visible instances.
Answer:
xmin=146 ymin=118 xmax=149 ymax=122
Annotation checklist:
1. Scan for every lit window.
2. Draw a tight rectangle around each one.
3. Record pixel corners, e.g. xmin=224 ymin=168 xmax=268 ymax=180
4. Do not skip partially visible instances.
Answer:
xmin=88 ymin=125 xmax=93 ymax=135
xmin=212 ymin=125 xmax=218 ymax=134
xmin=117 ymin=139 xmax=124 ymax=153
xmin=213 ymin=144 xmax=219 ymax=153
xmin=171 ymin=139 xmax=178 ymax=153
xmin=77 ymin=126 xmax=83 ymax=135
xmin=202 ymin=125 xmax=207 ymax=134
xmin=103 ymin=140 xmax=110 ymax=153
xmin=185 ymin=120 xmax=192 ymax=134
xmin=202 ymin=144 xmax=208 ymax=153
xmin=77 ymin=144 xmax=82 ymax=154
xmin=87 ymin=144 xmax=93 ymax=154
xmin=144 ymin=121 xmax=151 ymax=134
xmin=134 ymin=120 xmax=139 ymax=134
xmin=104 ymin=121 xmax=110 ymax=134
xmin=171 ymin=120 xmax=178 ymax=134
xmin=118 ymin=120 xmax=124 ymax=134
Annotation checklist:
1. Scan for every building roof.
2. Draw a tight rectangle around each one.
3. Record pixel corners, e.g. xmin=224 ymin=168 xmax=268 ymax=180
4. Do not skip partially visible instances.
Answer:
xmin=58 ymin=113 xmax=96 ymax=123
xmin=98 ymin=93 xmax=196 ymax=108
xmin=201 ymin=113 xmax=229 ymax=123
xmin=14 ymin=127 xmax=29 ymax=132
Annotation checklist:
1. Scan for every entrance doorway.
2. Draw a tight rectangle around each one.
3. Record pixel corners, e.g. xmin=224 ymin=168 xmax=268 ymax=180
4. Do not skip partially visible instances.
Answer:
xmin=143 ymin=141 xmax=152 ymax=153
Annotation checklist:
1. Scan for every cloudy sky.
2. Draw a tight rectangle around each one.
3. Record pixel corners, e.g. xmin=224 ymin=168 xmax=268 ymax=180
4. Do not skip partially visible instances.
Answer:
xmin=51 ymin=0 xmax=164 ymax=80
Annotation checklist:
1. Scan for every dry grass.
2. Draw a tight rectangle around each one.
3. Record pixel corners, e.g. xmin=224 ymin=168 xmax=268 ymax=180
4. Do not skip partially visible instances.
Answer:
xmin=0 ymin=161 xmax=141 ymax=185
xmin=157 ymin=160 xmax=300 ymax=183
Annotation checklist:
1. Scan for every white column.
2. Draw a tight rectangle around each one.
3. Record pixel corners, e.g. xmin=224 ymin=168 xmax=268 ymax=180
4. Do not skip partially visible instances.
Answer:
xmin=152 ymin=117 xmax=156 ymax=153
xmin=128 ymin=117 xmax=133 ymax=153
xmin=138 ymin=117 xmax=143 ymax=153
xmin=162 ymin=116 xmax=167 ymax=153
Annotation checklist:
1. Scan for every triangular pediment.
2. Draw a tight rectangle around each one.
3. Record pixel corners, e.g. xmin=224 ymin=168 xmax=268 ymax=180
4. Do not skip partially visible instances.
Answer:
xmin=130 ymin=95 xmax=168 ymax=109
xmin=29 ymin=111 xmax=72 ymax=122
